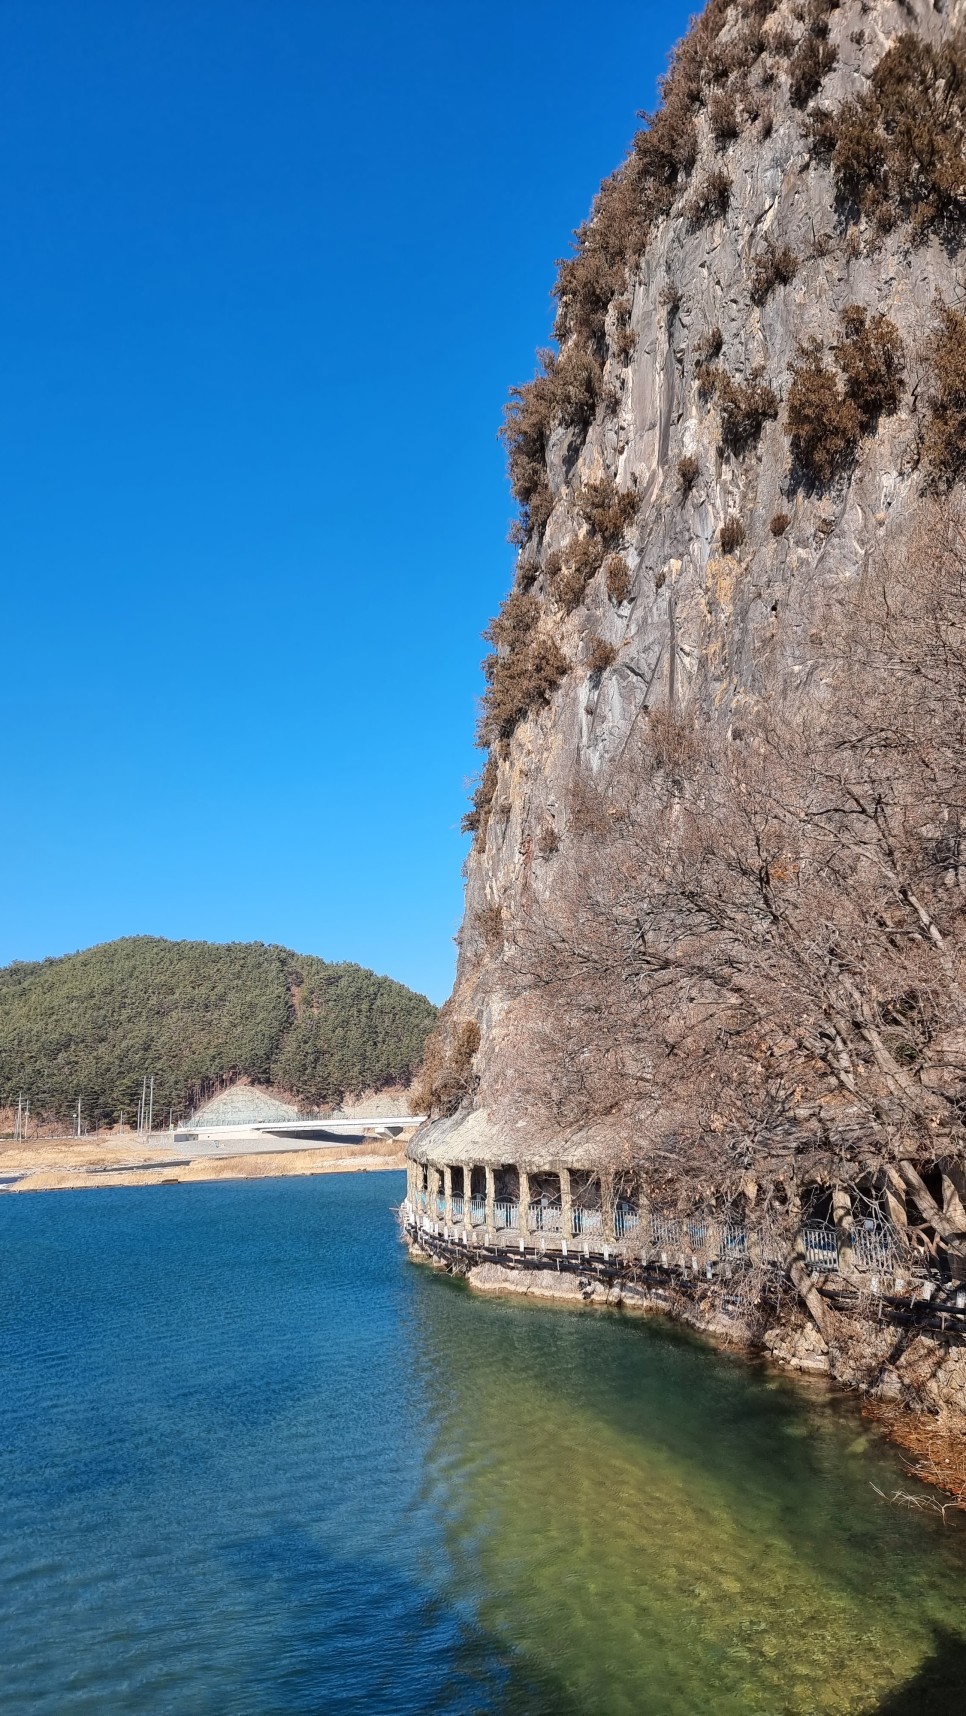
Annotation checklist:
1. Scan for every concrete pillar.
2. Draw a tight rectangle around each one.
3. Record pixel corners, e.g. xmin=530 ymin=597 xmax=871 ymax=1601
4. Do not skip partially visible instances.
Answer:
xmin=941 ymin=1170 xmax=966 ymax=1230
xmin=602 ymin=1172 xmax=615 ymax=1244
xmin=882 ymin=1167 xmax=908 ymax=1235
xmin=560 ymin=1167 xmax=573 ymax=1244
xmin=485 ymin=1165 xmax=495 ymax=1234
xmin=519 ymin=1168 xmax=531 ymax=1237
xmin=636 ymin=1183 xmax=650 ymax=1256
xmin=832 ymin=1185 xmax=857 ymax=1278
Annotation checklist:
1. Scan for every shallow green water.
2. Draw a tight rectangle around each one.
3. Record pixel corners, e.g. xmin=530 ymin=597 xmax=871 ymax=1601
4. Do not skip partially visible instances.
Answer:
xmin=1 ymin=1173 xmax=965 ymax=1712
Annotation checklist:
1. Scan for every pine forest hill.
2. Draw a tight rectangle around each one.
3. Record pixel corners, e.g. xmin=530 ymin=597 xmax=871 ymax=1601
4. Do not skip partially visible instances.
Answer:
xmin=0 ymin=937 xmax=438 ymax=1128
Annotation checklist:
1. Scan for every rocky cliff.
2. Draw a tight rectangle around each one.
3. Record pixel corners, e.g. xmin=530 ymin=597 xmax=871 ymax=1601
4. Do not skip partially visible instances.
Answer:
xmin=411 ymin=0 xmax=966 ymax=1454
xmin=418 ymin=0 xmax=966 ymax=1173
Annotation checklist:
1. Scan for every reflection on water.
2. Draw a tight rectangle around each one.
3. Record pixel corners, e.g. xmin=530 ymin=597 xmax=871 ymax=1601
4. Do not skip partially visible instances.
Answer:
xmin=0 ymin=1174 xmax=964 ymax=1714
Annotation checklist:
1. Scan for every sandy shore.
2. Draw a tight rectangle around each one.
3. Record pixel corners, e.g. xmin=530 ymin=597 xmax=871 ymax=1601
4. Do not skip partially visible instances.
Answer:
xmin=0 ymin=1133 xmax=407 ymax=1193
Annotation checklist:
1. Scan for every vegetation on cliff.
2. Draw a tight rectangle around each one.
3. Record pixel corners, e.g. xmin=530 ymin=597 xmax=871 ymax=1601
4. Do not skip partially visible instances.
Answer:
xmin=466 ymin=0 xmax=966 ymax=811
xmin=431 ymin=0 xmax=966 ymax=1200
xmin=418 ymin=0 xmax=966 ymax=1437
xmin=0 ymin=937 xmax=437 ymax=1126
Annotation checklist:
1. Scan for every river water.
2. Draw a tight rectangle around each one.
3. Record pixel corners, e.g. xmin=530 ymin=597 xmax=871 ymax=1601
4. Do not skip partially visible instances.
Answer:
xmin=1 ymin=1172 xmax=965 ymax=1714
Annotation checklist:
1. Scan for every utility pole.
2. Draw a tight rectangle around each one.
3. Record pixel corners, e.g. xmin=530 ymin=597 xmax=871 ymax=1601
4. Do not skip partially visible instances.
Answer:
xmin=138 ymin=1075 xmax=147 ymax=1139
xmin=145 ymin=1075 xmax=154 ymax=1143
xmin=75 ymin=1097 xmax=82 ymax=1138
xmin=23 ymin=1099 xmax=28 ymax=1141
xmin=14 ymin=1093 xmax=22 ymax=1143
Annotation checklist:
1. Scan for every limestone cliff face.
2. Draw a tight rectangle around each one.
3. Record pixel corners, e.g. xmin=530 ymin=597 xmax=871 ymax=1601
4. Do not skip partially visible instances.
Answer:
xmin=426 ymin=0 xmax=966 ymax=1161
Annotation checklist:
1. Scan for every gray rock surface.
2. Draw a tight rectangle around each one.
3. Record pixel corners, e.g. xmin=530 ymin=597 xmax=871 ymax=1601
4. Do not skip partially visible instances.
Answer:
xmin=425 ymin=0 xmax=966 ymax=1165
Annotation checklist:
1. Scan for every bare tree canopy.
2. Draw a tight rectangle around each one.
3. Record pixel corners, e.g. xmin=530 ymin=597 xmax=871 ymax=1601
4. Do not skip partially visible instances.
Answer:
xmin=491 ymin=504 xmax=966 ymax=1203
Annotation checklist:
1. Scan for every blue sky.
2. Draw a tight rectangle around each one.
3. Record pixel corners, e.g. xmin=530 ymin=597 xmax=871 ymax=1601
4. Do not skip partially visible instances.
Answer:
xmin=1 ymin=0 xmax=693 ymax=1005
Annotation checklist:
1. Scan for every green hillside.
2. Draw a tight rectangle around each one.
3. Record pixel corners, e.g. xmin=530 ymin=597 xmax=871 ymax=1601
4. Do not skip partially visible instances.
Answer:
xmin=0 ymin=937 xmax=437 ymax=1126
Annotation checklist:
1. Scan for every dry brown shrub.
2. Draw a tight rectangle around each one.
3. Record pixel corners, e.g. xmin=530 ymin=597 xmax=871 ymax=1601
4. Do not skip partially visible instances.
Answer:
xmin=686 ymin=167 xmax=732 ymax=226
xmin=787 ymin=309 xmax=904 ymax=484
xmin=678 ymin=454 xmax=700 ymax=493
xmin=693 ymin=327 xmax=724 ymax=391
xmin=501 ymin=347 xmax=601 ymax=540
xmin=921 ymin=301 xmax=966 ymax=488
xmin=750 ymin=240 xmax=799 ymax=304
xmin=411 ymin=1017 xmax=481 ymax=1118
xmin=719 ymin=516 xmax=746 ymax=552
xmin=537 ymin=820 xmax=559 ymax=859
xmin=588 ymin=637 xmax=618 ymax=675
xmin=475 ymin=902 xmax=504 ymax=949
xmin=484 ymin=589 xmax=539 ymax=655
xmin=766 ymin=25 xmax=797 ymax=56
xmin=711 ymin=370 xmax=780 ymax=455
xmin=788 ymin=30 xmax=837 ymax=108
xmin=829 ymin=34 xmax=966 ymax=237
xmin=658 ymin=280 xmax=683 ymax=318
xmin=834 ymin=305 xmax=905 ymax=429
xmin=708 ymin=90 xmax=740 ymax=145
xmin=578 ymin=477 xmax=637 ymax=543
xmin=480 ymin=634 xmax=568 ymax=745
xmin=462 ymin=755 xmax=498 ymax=838
xmin=788 ymin=344 xmax=860 ymax=484
xmin=770 ymin=510 xmax=791 ymax=536
xmin=553 ymin=536 xmax=604 ymax=612
xmin=605 ymin=552 xmax=633 ymax=604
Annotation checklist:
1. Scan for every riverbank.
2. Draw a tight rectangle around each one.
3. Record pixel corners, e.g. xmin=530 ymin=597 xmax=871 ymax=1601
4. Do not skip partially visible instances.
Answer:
xmin=0 ymin=1133 xmax=406 ymax=1192
xmin=408 ymin=1235 xmax=966 ymax=1510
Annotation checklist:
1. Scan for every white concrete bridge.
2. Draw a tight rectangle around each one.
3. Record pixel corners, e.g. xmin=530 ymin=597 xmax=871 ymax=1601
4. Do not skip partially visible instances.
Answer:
xmin=174 ymin=1115 xmax=423 ymax=1152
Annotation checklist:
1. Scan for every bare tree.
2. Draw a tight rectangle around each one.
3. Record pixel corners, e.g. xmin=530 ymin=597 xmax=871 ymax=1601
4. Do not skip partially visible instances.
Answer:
xmin=496 ymin=503 xmax=966 ymax=1230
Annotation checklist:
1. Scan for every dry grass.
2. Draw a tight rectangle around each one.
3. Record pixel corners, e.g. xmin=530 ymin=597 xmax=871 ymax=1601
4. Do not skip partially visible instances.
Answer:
xmin=686 ymin=167 xmax=732 ymax=226
xmin=588 ymin=637 xmax=618 ymax=675
xmin=709 ymin=368 xmax=780 ymax=454
xmin=787 ymin=309 xmax=904 ymax=485
xmin=828 ymin=34 xmax=966 ymax=238
xmin=411 ymin=1017 xmax=481 ymax=1119
xmin=921 ymin=301 xmax=966 ymax=488
xmin=719 ymin=516 xmax=746 ymax=553
xmin=605 ymin=552 xmax=633 ymax=604
xmin=750 ymin=239 xmax=799 ymax=304
xmin=480 ymin=633 xmax=568 ymax=744
xmin=462 ymin=755 xmax=498 ymax=839
xmin=788 ymin=31 xmax=837 ymax=109
xmin=553 ymin=536 xmax=605 ymax=613
xmin=788 ymin=347 xmax=860 ymax=483
xmin=578 ymin=477 xmax=637 ymax=543
xmin=679 ymin=454 xmax=700 ymax=493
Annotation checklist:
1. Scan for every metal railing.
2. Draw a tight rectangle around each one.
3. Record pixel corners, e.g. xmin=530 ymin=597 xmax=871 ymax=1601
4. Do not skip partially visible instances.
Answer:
xmin=494 ymin=1199 xmax=519 ymax=1230
xmin=469 ymin=1194 xmax=486 ymax=1226
xmin=721 ymin=1224 xmax=748 ymax=1259
xmin=803 ymin=1225 xmax=839 ymax=1270
xmin=436 ymin=1194 xmax=447 ymax=1220
xmin=615 ymin=1201 xmax=639 ymax=1239
xmin=852 ymin=1222 xmax=898 ymax=1271
xmin=572 ymin=1207 xmax=603 ymax=1237
xmin=529 ymin=1200 xmax=562 ymax=1233
xmin=451 ymin=1193 xmax=464 ymax=1221
xmin=419 ymin=1190 xmax=428 ymax=1210
xmin=650 ymin=1214 xmax=681 ymax=1247
xmin=686 ymin=1219 xmax=709 ymax=1250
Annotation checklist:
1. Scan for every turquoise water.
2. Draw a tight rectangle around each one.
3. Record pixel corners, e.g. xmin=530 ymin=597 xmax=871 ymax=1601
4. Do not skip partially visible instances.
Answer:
xmin=1 ymin=1174 xmax=965 ymax=1714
